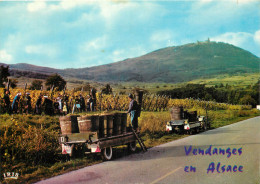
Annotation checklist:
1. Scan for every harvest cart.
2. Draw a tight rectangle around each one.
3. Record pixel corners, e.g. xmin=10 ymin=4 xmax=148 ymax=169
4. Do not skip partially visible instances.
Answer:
xmin=166 ymin=107 xmax=210 ymax=134
xmin=58 ymin=113 xmax=138 ymax=160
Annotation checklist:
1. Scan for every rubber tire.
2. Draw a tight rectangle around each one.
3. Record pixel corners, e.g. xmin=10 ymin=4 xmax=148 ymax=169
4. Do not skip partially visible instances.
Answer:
xmin=196 ymin=127 xmax=200 ymax=133
xmin=188 ymin=130 xmax=193 ymax=135
xmin=204 ymin=122 xmax=207 ymax=131
xmin=128 ymin=141 xmax=137 ymax=152
xmin=208 ymin=122 xmax=211 ymax=129
xmin=101 ymin=146 xmax=113 ymax=161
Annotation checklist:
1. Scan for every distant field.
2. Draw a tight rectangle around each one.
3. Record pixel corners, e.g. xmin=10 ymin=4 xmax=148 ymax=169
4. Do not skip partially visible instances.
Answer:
xmin=111 ymin=73 xmax=259 ymax=93
xmin=10 ymin=73 xmax=259 ymax=95
xmin=187 ymin=73 xmax=259 ymax=87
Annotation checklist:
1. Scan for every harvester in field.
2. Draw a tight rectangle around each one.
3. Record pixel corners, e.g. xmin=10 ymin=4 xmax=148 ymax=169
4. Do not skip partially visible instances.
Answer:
xmin=166 ymin=106 xmax=210 ymax=134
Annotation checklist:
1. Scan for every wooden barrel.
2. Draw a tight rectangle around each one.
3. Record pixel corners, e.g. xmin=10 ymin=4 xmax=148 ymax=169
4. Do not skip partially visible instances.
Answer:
xmin=113 ymin=113 xmax=122 ymax=135
xmin=183 ymin=110 xmax=188 ymax=119
xmin=188 ymin=111 xmax=197 ymax=122
xmin=103 ymin=115 xmax=108 ymax=137
xmin=77 ymin=115 xmax=92 ymax=133
xmin=170 ymin=106 xmax=183 ymax=121
xmin=106 ymin=114 xmax=114 ymax=137
xmin=121 ymin=113 xmax=127 ymax=134
xmin=98 ymin=115 xmax=105 ymax=138
xmin=59 ymin=115 xmax=80 ymax=134
xmin=91 ymin=115 xmax=99 ymax=131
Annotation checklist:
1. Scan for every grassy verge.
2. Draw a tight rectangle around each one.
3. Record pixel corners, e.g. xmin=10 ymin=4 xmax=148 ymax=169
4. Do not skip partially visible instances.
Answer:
xmin=0 ymin=109 xmax=259 ymax=184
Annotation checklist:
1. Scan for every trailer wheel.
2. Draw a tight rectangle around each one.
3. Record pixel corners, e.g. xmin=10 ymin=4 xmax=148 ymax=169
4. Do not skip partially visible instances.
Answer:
xmin=128 ymin=141 xmax=137 ymax=152
xmin=101 ymin=146 xmax=113 ymax=161
xmin=203 ymin=122 xmax=207 ymax=131
xmin=208 ymin=122 xmax=211 ymax=129
xmin=187 ymin=130 xmax=193 ymax=135
xmin=196 ymin=127 xmax=200 ymax=133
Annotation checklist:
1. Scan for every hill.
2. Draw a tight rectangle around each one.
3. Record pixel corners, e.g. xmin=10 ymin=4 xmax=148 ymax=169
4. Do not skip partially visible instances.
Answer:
xmin=2 ymin=41 xmax=259 ymax=83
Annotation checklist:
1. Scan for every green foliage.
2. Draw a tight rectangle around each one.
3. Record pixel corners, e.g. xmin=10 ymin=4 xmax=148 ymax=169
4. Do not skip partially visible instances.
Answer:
xmin=252 ymin=79 xmax=260 ymax=90
xmin=9 ymin=78 xmax=18 ymax=88
xmin=45 ymin=73 xmax=66 ymax=91
xmin=29 ymin=80 xmax=43 ymax=90
xmin=158 ymin=83 xmax=259 ymax=106
xmin=0 ymin=114 xmax=60 ymax=181
xmin=74 ymin=83 xmax=93 ymax=92
xmin=239 ymin=95 xmax=257 ymax=106
xmin=101 ymin=84 xmax=113 ymax=94
xmin=0 ymin=65 xmax=10 ymax=88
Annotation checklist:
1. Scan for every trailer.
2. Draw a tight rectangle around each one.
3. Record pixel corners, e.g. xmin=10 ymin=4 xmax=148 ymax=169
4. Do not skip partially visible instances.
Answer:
xmin=166 ymin=107 xmax=210 ymax=134
xmin=58 ymin=113 xmax=138 ymax=160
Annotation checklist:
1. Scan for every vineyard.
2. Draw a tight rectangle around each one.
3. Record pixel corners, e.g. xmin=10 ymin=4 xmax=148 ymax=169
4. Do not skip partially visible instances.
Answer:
xmin=0 ymin=87 xmax=259 ymax=183
xmin=0 ymin=88 xmax=252 ymax=114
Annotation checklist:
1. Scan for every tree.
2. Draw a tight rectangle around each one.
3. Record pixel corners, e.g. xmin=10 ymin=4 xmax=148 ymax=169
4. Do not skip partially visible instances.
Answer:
xmin=101 ymin=84 xmax=113 ymax=94
xmin=45 ymin=74 xmax=66 ymax=91
xmin=219 ymin=83 xmax=224 ymax=88
xmin=29 ymin=80 xmax=43 ymax=90
xmin=239 ymin=95 xmax=256 ymax=106
xmin=0 ymin=65 xmax=10 ymax=87
xmin=9 ymin=79 xmax=18 ymax=88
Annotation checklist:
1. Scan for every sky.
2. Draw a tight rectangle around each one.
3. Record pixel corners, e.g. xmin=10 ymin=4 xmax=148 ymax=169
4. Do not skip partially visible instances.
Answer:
xmin=0 ymin=0 xmax=259 ymax=69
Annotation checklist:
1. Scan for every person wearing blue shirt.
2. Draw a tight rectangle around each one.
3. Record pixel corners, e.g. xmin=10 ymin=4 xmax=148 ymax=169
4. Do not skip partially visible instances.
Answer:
xmin=127 ymin=94 xmax=139 ymax=130
xmin=12 ymin=93 xmax=21 ymax=114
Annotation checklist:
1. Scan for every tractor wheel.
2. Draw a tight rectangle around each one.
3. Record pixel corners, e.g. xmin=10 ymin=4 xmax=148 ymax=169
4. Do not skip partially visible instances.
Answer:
xmin=128 ymin=141 xmax=137 ymax=152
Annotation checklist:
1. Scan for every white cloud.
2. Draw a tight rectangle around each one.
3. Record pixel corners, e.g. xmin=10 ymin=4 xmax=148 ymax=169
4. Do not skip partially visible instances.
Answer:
xmin=197 ymin=0 xmax=213 ymax=5
xmin=25 ymin=44 xmax=58 ymax=57
xmin=98 ymin=1 xmax=166 ymax=28
xmin=211 ymin=32 xmax=253 ymax=46
xmin=150 ymin=30 xmax=177 ymax=50
xmin=237 ymin=0 xmax=260 ymax=4
xmin=111 ymin=49 xmax=127 ymax=62
xmin=4 ymin=0 xmax=258 ymax=68
xmin=81 ymin=36 xmax=108 ymax=51
xmin=151 ymin=30 xmax=173 ymax=42
xmin=50 ymin=0 xmax=94 ymax=11
xmin=254 ymin=30 xmax=260 ymax=45
xmin=63 ymin=12 xmax=98 ymax=28
xmin=0 ymin=50 xmax=13 ymax=63
xmin=27 ymin=0 xmax=94 ymax=12
xmin=197 ymin=0 xmax=258 ymax=5
xmin=27 ymin=1 xmax=47 ymax=12
xmin=211 ymin=31 xmax=260 ymax=56
xmin=186 ymin=0 xmax=257 ymax=28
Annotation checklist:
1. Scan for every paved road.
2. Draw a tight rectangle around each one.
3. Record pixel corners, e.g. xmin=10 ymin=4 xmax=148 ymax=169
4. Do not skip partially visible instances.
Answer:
xmin=37 ymin=117 xmax=260 ymax=184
